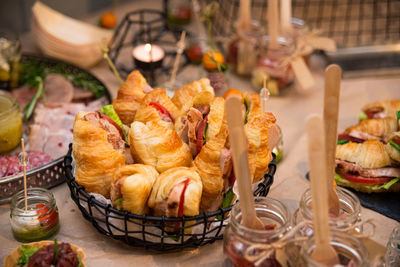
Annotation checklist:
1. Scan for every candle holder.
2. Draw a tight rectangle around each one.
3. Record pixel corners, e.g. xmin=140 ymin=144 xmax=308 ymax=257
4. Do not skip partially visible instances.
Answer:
xmin=108 ymin=9 xmax=190 ymax=86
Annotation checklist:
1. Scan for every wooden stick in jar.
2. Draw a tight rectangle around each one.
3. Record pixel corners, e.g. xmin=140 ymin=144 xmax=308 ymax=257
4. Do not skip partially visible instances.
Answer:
xmin=268 ymin=0 xmax=279 ymax=48
xmin=21 ymin=138 xmax=28 ymax=211
xmin=238 ymin=0 xmax=252 ymax=32
xmin=280 ymin=0 xmax=292 ymax=34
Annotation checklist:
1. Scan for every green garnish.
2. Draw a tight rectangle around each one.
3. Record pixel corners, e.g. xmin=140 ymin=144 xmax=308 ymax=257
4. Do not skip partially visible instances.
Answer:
xmin=19 ymin=58 xmax=106 ymax=98
xmin=203 ymin=122 xmax=208 ymax=144
xmin=337 ymin=139 xmax=349 ymax=145
xmin=335 ymin=173 xmax=400 ymax=191
xmin=101 ymin=105 xmax=128 ymax=142
xmin=397 ymin=110 xmax=400 ymax=120
xmin=114 ymin=198 xmax=123 ymax=210
xmin=23 ymin=76 xmax=44 ymax=120
xmin=217 ymin=189 xmax=234 ymax=220
xmin=53 ymin=238 xmax=60 ymax=261
xmin=17 ymin=245 xmax=39 ymax=265
xmin=78 ymin=257 xmax=84 ymax=267
xmin=243 ymin=99 xmax=250 ymax=124
xmin=358 ymin=111 xmax=367 ymax=121
xmin=390 ymin=140 xmax=400 ymax=152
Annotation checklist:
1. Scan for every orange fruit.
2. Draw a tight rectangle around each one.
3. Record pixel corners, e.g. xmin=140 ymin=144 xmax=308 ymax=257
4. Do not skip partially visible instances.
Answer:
xmin=100 ymin=12 xmax=117 ymax=29
xmin=202 ymin=51 xmax=225 ymax=71
xmin=224 ymin=88 xmax=242 ymax=99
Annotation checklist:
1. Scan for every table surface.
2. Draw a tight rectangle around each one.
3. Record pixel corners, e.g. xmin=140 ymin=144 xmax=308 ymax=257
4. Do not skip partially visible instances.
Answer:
xmin=1 ymin=0 xmax=400 ymax=266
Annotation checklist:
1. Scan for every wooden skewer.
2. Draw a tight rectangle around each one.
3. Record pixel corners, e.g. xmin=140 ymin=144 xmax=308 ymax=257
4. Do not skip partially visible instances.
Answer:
xmin=169 ymin=31 xmax=186 ymax=89
xmin=21 ymin=138 xmax=28 ymax=211
xmin=280 ymin=0 xmax=292 ymax=33
xmin=238 ymin=0 xmax=252 ymax=32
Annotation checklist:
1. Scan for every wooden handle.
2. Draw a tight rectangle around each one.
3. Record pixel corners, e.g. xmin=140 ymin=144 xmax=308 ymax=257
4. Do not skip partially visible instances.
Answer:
xmin=268 ymin=0 xmax=279 ymax=48
xmin=307 ymin=115 xmax=330 ymax=247
xmin=239 ymin=0 xmax=252 ymax=31
xmin=280 ymin=0 xmax=292 ymax=33
xmin=225 ymin=95 xmax=256 ymax=228
xmin=323 ymin=64 xmax=342 ymax=187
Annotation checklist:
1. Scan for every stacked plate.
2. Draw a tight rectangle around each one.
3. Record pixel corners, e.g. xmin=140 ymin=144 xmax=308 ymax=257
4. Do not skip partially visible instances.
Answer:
xmin=31 ymin=1 xmax=112 ymax=69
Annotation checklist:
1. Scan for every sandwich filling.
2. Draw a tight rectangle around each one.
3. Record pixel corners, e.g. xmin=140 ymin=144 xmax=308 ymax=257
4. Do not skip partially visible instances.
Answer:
xmin=149 ymin=102 xmax=174 ymax=123
xmin=83 ymin=112 xmax=125 ymax=150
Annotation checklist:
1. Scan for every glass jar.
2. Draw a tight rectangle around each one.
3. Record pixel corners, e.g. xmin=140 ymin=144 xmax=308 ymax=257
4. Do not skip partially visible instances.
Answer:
xmin=0 ymin=31 xmax=21 ymax=89
xmin=10 ymin=187 xmax=60 ymax=242
xmin=223 ymin=197 xmax=291 ymax=267
xmin=166 ymin=0 xmax=192 ymax=26
xmin=227 ymin=21 xmax=264 ymax=76
xmin=0 ymin=90 xmax=22 ymax=153
xmin=251 ymin=36 xmax=295 ymax=95
xmin=300 ymin=231 xmax=370 ymax=267
xmin=294 ymin=187 xmax=373 ymax=237
xmin=385 ymin=224 xmax=400 ymax=266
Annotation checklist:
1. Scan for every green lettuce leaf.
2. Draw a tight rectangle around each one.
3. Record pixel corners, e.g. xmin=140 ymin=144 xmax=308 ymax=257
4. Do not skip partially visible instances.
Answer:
xmin=114 ymin=198 xmax=123 ymax=210
xmin=358 ymin=111 xmax=367 ymax=120
xmin=101 ymin=105 xmax=128 ymax=142
xmin=335 ymin=173 xmax=400 ymax=191
xmin=78 ymin=257 xmax=83 ymax=267
xmin=244 ymin=100 xmax=250 ymax=124
xmin=397 ymin=110 xmax=400 ymax=120
xmin=390 ymin=140 xmax=400 ymax=152
xmin=217 ymin=189 xmax=234 ymax=220
xmin=203 ymin=122 xmax=208 ymax=145
xmin=337 ymin=139 xmax=349 ymax=145
xmin=17 ymin=245 xmax=39 ymax=265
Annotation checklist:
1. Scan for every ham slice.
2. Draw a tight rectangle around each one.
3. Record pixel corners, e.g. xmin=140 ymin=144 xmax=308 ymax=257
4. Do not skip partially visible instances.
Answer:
xmin=166 ymin=182 xmax=186 ymax=217
xmin=335 ymin=159 xmax=400 ymax=178
xmin=187 ymin=108 xmax=203 ymax=156
xmin=219 ymin=148 xmax=232 ymax=177
xmin=348 ymin=130 xmax=381 ymax=141
xmin=44 ymin=74 xmax=74 ymax=103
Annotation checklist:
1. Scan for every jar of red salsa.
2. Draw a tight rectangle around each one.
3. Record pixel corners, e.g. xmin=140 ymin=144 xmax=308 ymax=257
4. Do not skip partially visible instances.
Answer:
xmin=10 ymin=187 xmax=59 ymax=242
xmin=223 ymin=197 xmax=291 ymax=267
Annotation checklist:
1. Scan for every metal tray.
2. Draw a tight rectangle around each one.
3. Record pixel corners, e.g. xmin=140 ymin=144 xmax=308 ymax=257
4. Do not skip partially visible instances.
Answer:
xmin=0 ymin=54 xmax=111 ymax=203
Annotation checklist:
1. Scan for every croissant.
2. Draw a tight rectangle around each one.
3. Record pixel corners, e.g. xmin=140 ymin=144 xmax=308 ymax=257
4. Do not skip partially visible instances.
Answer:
xmin=172 ymin=78 xmax=215 ymax=115
xmin=344 ymin=117 xmax=398 ymax=140
xmin=110 ymin=164 xmax=158 ymax=214
xmin=336 ymin=140 xmax=391 ymax=169
xmin=385 ymin=132 xmax=400 ymax=164
xmin=193 ymin=118 xmax=229 ymax=212
xmin=148 ymin=167 xmax=202 ymax=217
xmin=134 ymin=88 xmax=179 ymax=129
xmin=362 ymin=100 xmax=400 ymax=119
xmin=112 ymin=70 xmax=152 ymax=125
xmin=129 ymin=121 xmax=192 ymax=173
xmin=245 ymin=111 xmax=279 ymax=182
xmin=73 ymin=111 xmax=126 ymax=198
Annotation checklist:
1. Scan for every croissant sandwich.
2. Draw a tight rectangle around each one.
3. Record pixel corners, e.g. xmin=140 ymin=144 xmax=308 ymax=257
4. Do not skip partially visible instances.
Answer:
xmin=338 ymin=117 xmax=398 ymax=143
xmin=134 ymin=88 xmax=179 ymax=129
xmin=148 ymin=167 xmax=202 ymax=217
xmin=172 ymin=78 xmax=215 ymax=114
xmin=335 ymin=140 xmax=400 ymax=193
xmin=73 ymin=111 xmax=126 ymax=197
xmin=112 ymin=70 xmax=153 ymax=125
xmin=3 ymin=240 xmax=85 ymax=267
xmin=385 ymin=131 xmax=400 ymax=164
xmin=111 ymin=164 xmax=159 ymax=214
xmin=361 ymin=100 xmax=400 ymax=119
xmin=129 ymin=121 xmax=192 ymax=173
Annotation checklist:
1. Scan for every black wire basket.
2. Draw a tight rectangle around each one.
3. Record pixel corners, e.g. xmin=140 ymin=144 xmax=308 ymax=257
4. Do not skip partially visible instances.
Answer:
xmin=64 ymin=144 xmax=276 ymax=251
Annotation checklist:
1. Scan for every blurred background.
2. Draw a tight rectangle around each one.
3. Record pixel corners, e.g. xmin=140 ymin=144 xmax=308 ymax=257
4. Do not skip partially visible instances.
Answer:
xmin=0 ymin=0 xmax=131 ymax=33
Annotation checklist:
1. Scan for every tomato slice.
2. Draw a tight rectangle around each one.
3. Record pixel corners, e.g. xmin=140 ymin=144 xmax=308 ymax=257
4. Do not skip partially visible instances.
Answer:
xmin=339 ymin=171 xmax=392 ymax=185
xmin=392 ymin=136 xmax=400 ymax=147
xmin=229 ymin=171 xmax=236 ymax=187
xmin=337 ymin=134 xmax=364 ymax=143
xmin=149 ymin=102 xmax=174 ymax=123
xmin=196 ymin=116 xmax=208 ymax=155
xmin=36 ymin=204 xmax=58 ymax=228
xmin=178 ymin=178 xmax=190 ymax=217
xmin=99 ymin=112 xmax=124 ymax=139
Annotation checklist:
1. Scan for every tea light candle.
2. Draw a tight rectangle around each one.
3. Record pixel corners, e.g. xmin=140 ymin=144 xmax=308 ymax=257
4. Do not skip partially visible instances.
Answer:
xmin=132 ymin=43 xmax=165 ymax=69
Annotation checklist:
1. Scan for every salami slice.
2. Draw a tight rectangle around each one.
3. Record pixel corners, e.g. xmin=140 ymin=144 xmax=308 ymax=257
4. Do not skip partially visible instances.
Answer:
xmin=0 ymin=151 xmax=52 ymax=178
xmin=0 ymin=156 xmax=10 ymax=177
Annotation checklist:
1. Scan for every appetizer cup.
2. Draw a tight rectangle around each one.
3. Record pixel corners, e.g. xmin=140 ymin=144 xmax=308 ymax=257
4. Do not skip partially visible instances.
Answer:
xmin=223 ymin=197 xmax=291 ymax=266
xmin=10 ymin=187 xmax=59 ymax=242
xmin=294 ymin=187 xmax=374 ymax=237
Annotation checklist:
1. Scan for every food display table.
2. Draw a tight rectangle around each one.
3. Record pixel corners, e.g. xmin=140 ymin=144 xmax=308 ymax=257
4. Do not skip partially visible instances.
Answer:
xmin=1 ymin=0 xmax=399 ymax=265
